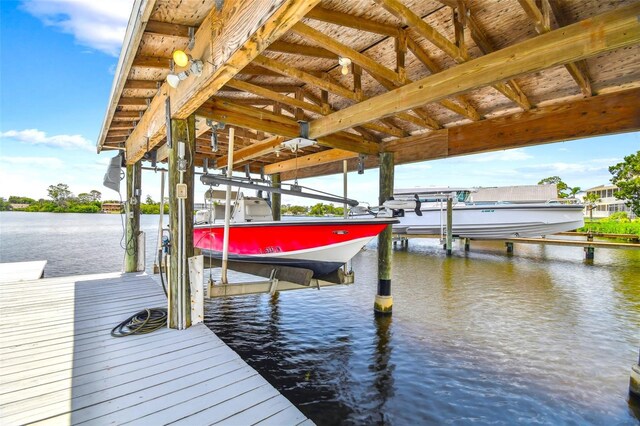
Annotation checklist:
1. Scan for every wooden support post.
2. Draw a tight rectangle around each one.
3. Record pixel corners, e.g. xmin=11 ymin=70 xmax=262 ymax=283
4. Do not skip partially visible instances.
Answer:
xmin=630 ymin=348 xmax=640 ymax=401
xmin=464 ymin=237 xmax=470 ymax=252
xmin=506 ymin=241 xmax=514 ymax=254
xmin=168 ymin=114 xmax=195 ymax=329
xmin=124 ymin=161 xmax=141 ymax=272
xmin=585 ymin=246 xmax=595 ymax=261
xmin=272 ymin=173 xmax=281 ymax=221
xmin=375 ymin=152 xmax=394 ymax=315
xmin=446 ymin=197 xmax=453 ymax=256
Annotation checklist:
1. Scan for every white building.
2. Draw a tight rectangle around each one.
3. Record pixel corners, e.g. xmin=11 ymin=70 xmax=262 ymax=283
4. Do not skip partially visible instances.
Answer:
xmin=584 ymin=184 xmax=636 ymax=219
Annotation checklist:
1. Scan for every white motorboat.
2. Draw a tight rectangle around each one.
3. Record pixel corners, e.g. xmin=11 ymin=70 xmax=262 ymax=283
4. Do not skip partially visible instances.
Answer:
xmin=373 ymin=188 xmax=584 ymax=239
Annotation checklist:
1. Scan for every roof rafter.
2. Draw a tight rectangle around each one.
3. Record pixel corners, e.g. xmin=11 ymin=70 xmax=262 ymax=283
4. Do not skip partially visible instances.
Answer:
xmin=308 ymin=3 xmax=640 ymax=139
xmin=517 ymin=0 xmax=593 ymax=97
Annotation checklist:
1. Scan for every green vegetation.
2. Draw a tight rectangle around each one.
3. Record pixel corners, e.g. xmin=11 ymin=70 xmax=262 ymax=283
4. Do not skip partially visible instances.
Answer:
xmin=538 ymin=176 xmax=580 ymax=199
xmin=1 ymin=185 xmax=164 ymax=214
xmin=0 ymin=198 xmax=12 ymax=211
xmin=579 ymin=213 xmax=640 ymax=236
xmin=609 ymin=150 xmax=640 ymax=217
xmin=281 ymin=203 xmax=345 ymax=216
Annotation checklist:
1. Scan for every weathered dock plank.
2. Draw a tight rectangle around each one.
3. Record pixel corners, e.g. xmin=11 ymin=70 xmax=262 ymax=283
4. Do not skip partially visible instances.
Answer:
xmin=0 ymin=272 xmax=312 ymax=425
xmin=0 ymin=260 xmax=47 ymax=283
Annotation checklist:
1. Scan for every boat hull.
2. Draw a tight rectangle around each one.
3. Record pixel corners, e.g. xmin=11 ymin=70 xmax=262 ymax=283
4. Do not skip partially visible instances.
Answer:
xmin=393 ymin=203 xmax=584 ymax=239
xmin=194 ymin=219 xmax=394 ymax=276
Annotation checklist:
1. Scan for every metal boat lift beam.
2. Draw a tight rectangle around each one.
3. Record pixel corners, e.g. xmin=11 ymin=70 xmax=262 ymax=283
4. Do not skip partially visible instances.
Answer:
xmin=200 ymin=173 xmax=359 ymax=207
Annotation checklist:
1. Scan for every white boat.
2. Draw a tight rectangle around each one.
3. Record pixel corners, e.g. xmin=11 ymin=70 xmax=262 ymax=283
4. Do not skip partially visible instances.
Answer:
xmin=374 ymin=188 xmax=584 ymax=239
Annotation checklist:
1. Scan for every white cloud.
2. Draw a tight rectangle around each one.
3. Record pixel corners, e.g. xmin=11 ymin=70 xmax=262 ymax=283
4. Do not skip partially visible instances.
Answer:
xmin=0 ymin=129 xmax=94 ymax=152
xmin=464 ymin=149 xmax=533 ymax=163
xmin=20 ymin=0 xmax=133 ymax=56
xmin=0 ymin=156 xmax=65 ymax=168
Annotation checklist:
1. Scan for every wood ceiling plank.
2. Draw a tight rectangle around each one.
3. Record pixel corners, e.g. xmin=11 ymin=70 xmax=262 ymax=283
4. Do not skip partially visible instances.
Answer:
xmin=518 ymin=0 xmax=593 ymax=97
xmin=124 ymin=80 xmax=160 ymax=90
xmin=308 ymin=4 xmax=640 ymax=139
xmin=306 ymin=6 xmax=400 ymax=37
xmin=290 ymin=21 xmax=404 ymax=86
xmin=253 ymin=55 xmax=359 ymax=101
xmin=125 ymin=0 xmax=322 ymax=164
xmin=145 ymin=20 xmax=191 ymax=38
xmin=197 ymin=98 xmax=379 ymax=154
xmin=132 ymin=56 xmax=171 ymax=68
xmin=226 ymin=79 xmax=324 ymax=114
xmin=264 ymin=148 xmax=357 ymax=174
xmin=281 ymin=87 xmax=640 ymax=180
xmin=374 ymin=0 xmax=467 ymax=62
xmin=266 ymin=40 xmax=337 ymax=59
xmin=215 ymin=136 xmax=285 ymax=168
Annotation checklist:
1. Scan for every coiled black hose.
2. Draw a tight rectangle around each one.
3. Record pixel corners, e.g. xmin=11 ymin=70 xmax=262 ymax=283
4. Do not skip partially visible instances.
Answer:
xmin=111 ymin=308 xmax=168 ymax=337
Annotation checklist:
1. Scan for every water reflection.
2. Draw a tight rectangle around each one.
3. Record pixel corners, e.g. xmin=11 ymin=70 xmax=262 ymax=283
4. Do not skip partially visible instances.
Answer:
xmin=369 ymin=315 xmax=394 ymax=424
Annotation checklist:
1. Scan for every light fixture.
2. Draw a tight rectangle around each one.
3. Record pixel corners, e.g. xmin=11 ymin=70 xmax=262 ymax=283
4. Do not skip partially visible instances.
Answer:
xmin=339 ymin=57 xmax=351 ymax=75
xmin=172 ymin=49 xmax=204 ymax=76
xmin=281 ymin=137 xmax=316 ymax=152
xmin=166 ymin=70 xmax=190 ymax=89
xmin=173 ymin=50 xmax=189 ymax=67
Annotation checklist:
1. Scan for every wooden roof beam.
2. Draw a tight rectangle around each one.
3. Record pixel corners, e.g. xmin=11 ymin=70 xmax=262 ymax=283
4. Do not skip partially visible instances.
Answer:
xmin=464 ymin=13 xmax=532 ymax=110
xmin=374 ymin=0 xmax=468 ymax=62
xmin=380 ymin=0 xmax=530 ymax=110
xmin=405 ymin=36 xmax=482 ymax=120
xmin=308 ymin=3 xmax=640 ymax=139
xmin=265 ymin=148 xmax=357 ymax=174
xmin=306 ymin=6 xmax=400 ymax=37
xmin=266 ymin=40 xmax=337 ymax=59
xmin=124 ymin=0 xmax=322 ymax=164
xmin=282 ymin=88 xmax=640 ymax=181
xmin=145 ymin=20 xmax=191 ymax=38
xmin=517 ymin=0 xmax=593 ymax=97
xmin=215 ymin=135 xmax=285 ymax=168
xmin=198 ymin=98 xmax=379 ymax=155
xmin=226 ymin=78 xmax=324 ymax=114
xmin=253 ymin=55 xmax=361 ymax=101
xmin=290 ymin=22 xmax=404 ymax=85
xmin=219 ymin=83 xmax=301 ymax=93
xmin=132 ymin=56 xmax=171 ymax=69
xmin=124 ymin=80 xmax=160 ymax=90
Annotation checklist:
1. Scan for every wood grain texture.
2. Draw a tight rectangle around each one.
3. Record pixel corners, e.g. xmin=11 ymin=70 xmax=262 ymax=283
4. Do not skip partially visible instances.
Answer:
xmin=309 ymin=4 xmax=640 ymax=139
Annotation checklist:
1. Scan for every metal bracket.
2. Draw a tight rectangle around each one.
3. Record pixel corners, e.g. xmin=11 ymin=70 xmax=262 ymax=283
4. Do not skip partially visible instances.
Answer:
xmin=298 ymin=121 xmax=309 ymax=139
xmin=357 ymin=154 xmax=366 ymax=174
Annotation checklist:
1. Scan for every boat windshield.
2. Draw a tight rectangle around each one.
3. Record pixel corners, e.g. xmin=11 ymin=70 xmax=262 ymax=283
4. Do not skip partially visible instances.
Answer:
xmin=457 ymin=191 xmax=471 ymax=202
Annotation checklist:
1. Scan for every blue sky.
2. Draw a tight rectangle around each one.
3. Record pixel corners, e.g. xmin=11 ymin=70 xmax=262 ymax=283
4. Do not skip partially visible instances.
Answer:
xmin=0 ymin=0 xmax=638 ymax=206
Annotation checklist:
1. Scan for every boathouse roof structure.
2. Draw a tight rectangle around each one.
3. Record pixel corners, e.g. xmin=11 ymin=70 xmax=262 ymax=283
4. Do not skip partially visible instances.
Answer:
xmin=97 ymin=0 xmax=640 ymax=180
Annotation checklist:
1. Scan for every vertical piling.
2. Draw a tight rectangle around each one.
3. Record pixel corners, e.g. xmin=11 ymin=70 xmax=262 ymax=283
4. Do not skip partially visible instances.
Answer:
xmin=271 ymin=173 xmax=281 ymax=221
xmin=168 ymin=115 xmax=195 ymax=329
xmin=376 ymin=152 xmax=394 ymax=315
xmin=124 ymin=161 xmax=141 ymax=272
xmin=464 ymin=238 xmax=470 ymax=252
xmin=446 ymin=197 xmax=453 ymax=255
xmin=585 ymin=246 xmax=595 ymax=260
xmin=506 ymin=242 xmax=514 ymax=254
xmin=631 ymin=349 xmax=640 ymax=400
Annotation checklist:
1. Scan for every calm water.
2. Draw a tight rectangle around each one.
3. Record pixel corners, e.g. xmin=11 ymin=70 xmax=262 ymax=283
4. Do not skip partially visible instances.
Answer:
xmin=1 ymin=211 xmax=639 ymax=424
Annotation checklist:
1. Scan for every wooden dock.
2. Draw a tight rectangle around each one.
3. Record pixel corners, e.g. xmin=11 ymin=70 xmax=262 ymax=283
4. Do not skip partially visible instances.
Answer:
xmin=0 ymin=260 xmax=47 ymax=283
xmin=0 ymin=272 xmax=312 ymax=425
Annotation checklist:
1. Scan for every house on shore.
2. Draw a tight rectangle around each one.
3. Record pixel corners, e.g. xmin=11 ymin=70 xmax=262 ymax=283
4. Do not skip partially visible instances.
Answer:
xmin=584 ymin=185 xmax=636 ymax=219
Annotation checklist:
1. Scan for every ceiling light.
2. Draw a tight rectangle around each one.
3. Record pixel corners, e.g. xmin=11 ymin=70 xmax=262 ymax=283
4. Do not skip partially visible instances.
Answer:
xmin=166 ymin=74 xmax=181 ymax=89
xmin=339 ymin=57 xmax=351 ymax=75
xmin=173 ymin=50 xmax=189 ymax=68
xmin=166 ymin=70 xmax=190 ymax=89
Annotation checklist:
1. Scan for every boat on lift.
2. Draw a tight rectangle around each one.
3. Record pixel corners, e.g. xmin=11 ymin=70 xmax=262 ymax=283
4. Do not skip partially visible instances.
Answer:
xmin=373 ymin=188 xmax=584 ymax=239
xmin=194 ymin=191 xmax=395 ymax=277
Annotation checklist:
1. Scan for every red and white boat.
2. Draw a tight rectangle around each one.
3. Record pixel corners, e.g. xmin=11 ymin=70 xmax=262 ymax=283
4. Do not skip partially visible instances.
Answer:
xmin=194 ymin=218 xmax=395 ymax=277
xmin=193 ymin=194 xmax=395 ymax=276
